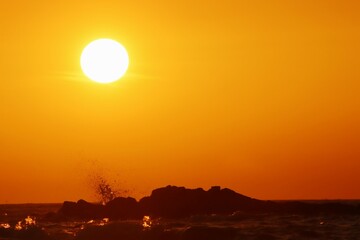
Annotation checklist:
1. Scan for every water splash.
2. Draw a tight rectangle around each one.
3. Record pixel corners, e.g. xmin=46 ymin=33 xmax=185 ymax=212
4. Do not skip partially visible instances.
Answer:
xmin=142 ymin=216 xmax=152 ymax=229
xmin=96 ymin=177 xmax=118 ymax=205
xmin=84 ymin=158 xmax=130 ymax=204
xmin=0 ymin=223 xmax=10 ymax=229
xmin=14 ymin=216 xmax=36 ymax=230
xmin=15 ymin=221 xmax=22 ymax=230
xmin=99 ymin=218 xmax=109 ymax=226
xmin=84 ymin=217 xmax=110 ymax=228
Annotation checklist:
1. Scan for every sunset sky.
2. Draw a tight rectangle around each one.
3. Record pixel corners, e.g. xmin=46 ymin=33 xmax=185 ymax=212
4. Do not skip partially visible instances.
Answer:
xmin=1 ymin=0 xmax=359 ymax=203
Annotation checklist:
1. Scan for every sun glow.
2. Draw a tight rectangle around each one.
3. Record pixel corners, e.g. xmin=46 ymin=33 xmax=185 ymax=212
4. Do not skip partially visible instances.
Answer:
xmin=80 ymin=39 xmax=129 ymax=83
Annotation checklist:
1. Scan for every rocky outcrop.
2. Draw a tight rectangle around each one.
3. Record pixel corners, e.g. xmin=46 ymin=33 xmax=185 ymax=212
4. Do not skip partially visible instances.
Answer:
xmin=105 ymin=197 xmax=140 ymax=219
xmin=58 ymin=186 xmax=360 ymax=220
xmin=59 ymin=200 xmax=105 ymax=219
xmin=138 ymin=186 xmax=266 ymax=218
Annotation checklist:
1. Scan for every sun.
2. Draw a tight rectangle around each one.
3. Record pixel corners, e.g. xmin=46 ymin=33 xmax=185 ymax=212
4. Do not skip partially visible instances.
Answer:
xmin=80 ymin=39 xmax=129 ymax=84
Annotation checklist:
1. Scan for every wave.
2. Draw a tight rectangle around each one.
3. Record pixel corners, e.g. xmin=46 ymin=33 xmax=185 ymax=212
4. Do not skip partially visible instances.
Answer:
xmin=1 ymin=213 xmax=360 ymax=240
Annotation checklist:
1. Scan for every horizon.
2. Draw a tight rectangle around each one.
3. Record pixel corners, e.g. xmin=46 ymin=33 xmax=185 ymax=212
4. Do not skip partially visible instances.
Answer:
xmin=1 ymin=0 xmax=360 ymax=203
xmin=2 ymin=185 xmax=360 ymax=205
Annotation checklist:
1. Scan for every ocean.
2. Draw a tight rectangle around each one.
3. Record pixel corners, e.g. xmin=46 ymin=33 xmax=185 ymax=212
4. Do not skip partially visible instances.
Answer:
xmin=0 ymin=202 xmax=359 ymax=240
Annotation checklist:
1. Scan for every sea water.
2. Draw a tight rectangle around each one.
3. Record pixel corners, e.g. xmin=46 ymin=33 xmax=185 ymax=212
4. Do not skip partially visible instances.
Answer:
xmin=0 ymin=202 xmax=360 ymax=240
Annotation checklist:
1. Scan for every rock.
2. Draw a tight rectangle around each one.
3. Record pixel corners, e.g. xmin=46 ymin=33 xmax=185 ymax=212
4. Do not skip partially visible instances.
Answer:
xmin=58 ymin=200 xmax=104 ymax=219
xmin=57 ymin=186 xmax=360 ymax=220
xmin=105 ymin=197 xmax=140 ymax=219
xmin=139 ymin=185 xmax=263 ymax=218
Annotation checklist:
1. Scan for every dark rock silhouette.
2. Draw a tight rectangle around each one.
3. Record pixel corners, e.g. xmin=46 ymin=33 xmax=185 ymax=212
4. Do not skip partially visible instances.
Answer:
xmin=59 ymin=199 xmax=105 ymax=219
xmin=58 ymin=185 xmax=360 ymax=220
xmin=105 ymin=197 xmax=140 ymax=219
xmin=138 ymin=186 xmax=266 ymax=218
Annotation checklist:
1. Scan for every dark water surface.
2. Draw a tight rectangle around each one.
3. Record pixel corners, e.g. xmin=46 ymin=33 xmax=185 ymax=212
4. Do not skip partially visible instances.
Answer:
xmin=1 ymin=202 xmax=360 ymax=240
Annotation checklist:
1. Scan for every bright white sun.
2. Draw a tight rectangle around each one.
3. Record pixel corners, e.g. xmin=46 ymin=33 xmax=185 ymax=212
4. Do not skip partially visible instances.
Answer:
xmin=81 ymin=39 xmax=129 ymax=83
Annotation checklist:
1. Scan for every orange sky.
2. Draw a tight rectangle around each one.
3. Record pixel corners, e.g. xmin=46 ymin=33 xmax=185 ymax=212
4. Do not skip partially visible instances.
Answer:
xmin=0 ymin=0 xmax=360 ymax=203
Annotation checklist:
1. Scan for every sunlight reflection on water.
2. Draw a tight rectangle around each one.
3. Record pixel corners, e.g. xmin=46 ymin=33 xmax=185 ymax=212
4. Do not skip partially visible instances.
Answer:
xmin=14 ymin=216 xmax=36 ymax=230
xmin=0 ymin=223 xmax=10 ymax=229
xmin=142 ymin=215 xmax=152 ymax=229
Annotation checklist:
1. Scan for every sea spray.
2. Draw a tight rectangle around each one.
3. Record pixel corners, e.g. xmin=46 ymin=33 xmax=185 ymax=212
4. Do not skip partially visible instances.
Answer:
xmin=84 ymin=159 xmax=130 ymax=204
xmin=94 ymin=176 xmax=118 ymax=205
